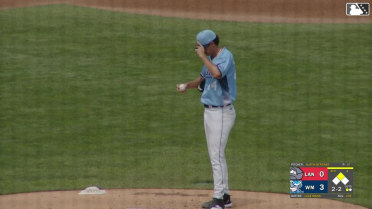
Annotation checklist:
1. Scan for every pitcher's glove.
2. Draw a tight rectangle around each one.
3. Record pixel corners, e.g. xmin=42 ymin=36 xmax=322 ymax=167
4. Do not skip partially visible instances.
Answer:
xmin=197 ymin=79 xmax=205 ymax=92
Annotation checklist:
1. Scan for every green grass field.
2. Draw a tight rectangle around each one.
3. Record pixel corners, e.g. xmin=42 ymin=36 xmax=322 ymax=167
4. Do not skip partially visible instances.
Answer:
xmin=0 ymin=4 xmax=371 ymax=208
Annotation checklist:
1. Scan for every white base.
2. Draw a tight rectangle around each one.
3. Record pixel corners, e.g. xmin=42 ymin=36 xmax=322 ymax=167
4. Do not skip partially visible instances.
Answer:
xmin=78 ymin=186 xmax=106 ymax=195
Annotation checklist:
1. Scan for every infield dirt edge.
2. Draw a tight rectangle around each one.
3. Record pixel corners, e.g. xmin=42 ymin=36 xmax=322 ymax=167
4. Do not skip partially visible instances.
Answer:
xmin=0 ymin=188 xmax=368 ymax=209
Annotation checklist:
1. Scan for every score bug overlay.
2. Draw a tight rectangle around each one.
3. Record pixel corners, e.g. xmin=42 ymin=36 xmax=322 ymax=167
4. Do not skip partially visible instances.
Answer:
xmin=290 ymin=163 xmax=354 ymax=198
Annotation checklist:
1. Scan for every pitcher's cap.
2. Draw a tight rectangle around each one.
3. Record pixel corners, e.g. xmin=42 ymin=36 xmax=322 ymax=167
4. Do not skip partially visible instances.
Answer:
xmin=196 ymin=29 xmax=216 ymax=45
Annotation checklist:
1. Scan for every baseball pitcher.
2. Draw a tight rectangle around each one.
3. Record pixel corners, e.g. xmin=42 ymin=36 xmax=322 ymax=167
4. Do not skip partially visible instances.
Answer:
xmin=177 ymin=29 xmax=237 ymax=209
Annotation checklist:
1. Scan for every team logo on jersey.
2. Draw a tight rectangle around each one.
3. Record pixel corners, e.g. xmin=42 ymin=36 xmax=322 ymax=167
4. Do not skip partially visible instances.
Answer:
xmin=204 ymin=71 xmax=213 ymax=78
xmin=217 ymin=63 xmax=224 ymax=71
xmin=346 ymin=3 xmax=370 ymax=16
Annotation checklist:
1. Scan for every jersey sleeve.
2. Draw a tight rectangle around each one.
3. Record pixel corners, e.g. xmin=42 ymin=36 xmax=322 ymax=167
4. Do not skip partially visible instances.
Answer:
xmin=215 ymin=53 xmax=232 ymax=78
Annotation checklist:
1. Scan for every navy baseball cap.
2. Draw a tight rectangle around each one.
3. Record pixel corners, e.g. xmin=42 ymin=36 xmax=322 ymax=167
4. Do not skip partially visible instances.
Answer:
xmin=196 ymin=29 xmax=216 ymax=46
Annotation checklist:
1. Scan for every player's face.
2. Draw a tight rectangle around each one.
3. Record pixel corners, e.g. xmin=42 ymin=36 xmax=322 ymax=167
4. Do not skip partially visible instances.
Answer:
xmin=203 ymin=43 xmax=211 ymax=49
xmin=203 ymin=42 xmax=212 ymax=55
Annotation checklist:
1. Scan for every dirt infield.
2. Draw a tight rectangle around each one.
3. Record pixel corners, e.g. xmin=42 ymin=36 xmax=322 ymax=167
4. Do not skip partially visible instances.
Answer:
xmin=0 ymin=0 xmax=370 ymax=208
xmin=1 ymin=0 xmax=371 ymax=23
xmin=0 ymin=188 xmax=368 ymax=209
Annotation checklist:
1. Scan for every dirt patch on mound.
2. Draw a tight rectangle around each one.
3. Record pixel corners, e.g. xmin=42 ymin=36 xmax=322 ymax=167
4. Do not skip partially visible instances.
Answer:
xmin=0 ymin=188 xmax=367 ymax=209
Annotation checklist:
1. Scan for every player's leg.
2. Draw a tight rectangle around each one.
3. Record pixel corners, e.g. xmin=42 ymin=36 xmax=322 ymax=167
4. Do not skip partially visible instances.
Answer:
xmin=220 ymin=105 xmax=236 ymax=195
xmin=204 ymin=107 xmax=225 ymax=199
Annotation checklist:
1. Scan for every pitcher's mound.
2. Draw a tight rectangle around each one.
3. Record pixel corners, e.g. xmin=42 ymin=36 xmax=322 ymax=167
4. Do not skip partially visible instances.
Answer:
xmin=0 ymin=188 xmax=366 ymax=209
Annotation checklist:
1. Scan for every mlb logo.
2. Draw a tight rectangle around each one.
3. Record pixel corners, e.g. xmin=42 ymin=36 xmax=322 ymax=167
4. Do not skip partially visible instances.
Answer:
xmin=346 ymin=3 xmax=370 ymax=16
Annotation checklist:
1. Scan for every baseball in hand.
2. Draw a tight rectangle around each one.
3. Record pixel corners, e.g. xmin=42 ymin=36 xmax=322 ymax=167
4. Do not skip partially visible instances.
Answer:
xmin=177 ymin=83 xmax=187 ymax=92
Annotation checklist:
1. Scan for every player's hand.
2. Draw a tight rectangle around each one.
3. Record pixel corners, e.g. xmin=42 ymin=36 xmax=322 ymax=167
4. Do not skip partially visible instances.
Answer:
xmin=177 ymin=83 xmax=187 ymax=93
xmin=195 ymin=42 xmax=205 ymax=58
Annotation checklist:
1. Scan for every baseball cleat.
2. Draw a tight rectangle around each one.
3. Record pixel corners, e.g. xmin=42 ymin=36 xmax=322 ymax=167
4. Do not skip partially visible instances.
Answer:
xmin=209 ymin=198 xmax=225 ymax=209
xmin=202 ymin=194 xmax=231 ymax=208
xmin=224 ymin=194 xmax=232 ymax=208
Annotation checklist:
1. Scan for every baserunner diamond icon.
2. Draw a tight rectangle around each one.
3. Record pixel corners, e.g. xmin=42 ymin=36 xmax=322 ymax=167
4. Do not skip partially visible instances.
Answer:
xmin=333 ymin=176 xmax=341 ymax=185
xmin=341 ymin=177 xmax=349 ymax=185
xmin=333 ymin=172 xmax=349 ymax=185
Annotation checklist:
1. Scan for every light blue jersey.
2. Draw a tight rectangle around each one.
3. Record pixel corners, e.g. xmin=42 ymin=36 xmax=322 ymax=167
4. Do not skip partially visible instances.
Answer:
xmin=200 ymin=47 xmax=237 ymax=106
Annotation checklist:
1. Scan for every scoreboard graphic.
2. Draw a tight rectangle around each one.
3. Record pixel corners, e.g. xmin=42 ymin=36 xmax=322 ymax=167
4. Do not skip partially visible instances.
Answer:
xmin=290 ymin=163 xmax=354 ymax=198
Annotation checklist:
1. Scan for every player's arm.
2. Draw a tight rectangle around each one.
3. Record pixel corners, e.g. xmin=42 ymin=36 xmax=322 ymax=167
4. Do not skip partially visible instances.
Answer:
xmin=198 ymin=56 xmax=221 ymax=79
xmin=195 ymin=42 xmax=222 ymax=79
xmin=177 ymin=76 xmax=204 ymax=93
